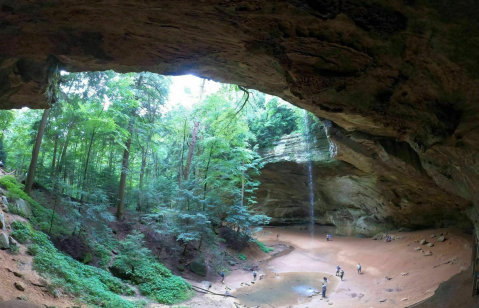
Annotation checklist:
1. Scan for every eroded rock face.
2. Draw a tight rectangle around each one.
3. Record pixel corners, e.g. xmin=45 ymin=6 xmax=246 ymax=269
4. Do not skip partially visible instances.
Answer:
xmin=254 ymin=128 xmax=471 ymax=236
xmin=1 ymin=0 xmax=479 ymax=235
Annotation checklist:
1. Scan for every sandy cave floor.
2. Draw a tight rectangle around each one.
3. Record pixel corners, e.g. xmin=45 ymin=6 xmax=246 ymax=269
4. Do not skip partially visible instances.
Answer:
xmin=178 ymin=226 xmax=473 ymax=308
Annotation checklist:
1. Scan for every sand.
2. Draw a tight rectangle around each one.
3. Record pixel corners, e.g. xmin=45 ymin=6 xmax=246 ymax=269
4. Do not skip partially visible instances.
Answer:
xmin=182 ymin=225 xmax=473 ymax=308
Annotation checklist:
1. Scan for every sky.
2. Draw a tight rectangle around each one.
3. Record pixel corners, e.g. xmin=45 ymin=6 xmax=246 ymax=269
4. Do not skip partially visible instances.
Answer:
xmin=166 ymin=75 xmax=222 ymax=109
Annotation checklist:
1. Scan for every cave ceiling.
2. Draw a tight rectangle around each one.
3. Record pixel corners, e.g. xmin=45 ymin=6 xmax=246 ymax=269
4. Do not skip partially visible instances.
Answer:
xmin=1 ymin=0 xmax=479 ymax=233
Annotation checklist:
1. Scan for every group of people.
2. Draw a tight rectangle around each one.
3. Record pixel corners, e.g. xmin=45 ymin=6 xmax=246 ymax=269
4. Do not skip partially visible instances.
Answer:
xmin=334 ymin=263 xmax=361 ymax=281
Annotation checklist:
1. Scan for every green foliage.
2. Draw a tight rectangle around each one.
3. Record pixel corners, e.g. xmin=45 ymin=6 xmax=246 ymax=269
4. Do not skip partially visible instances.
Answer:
xmin=0 ymin=176 xmax=67 ymax=236
xmin=28 ymin=243 xmax=41 ymax=256
xmin=113 ymin=232 xmax=193 ymax=304
xmin=238 ymin=253 xmax=247 ymax=261
xmin=8 ymin=243 xmax=20 ymax=255
xmin=249 ymin=98 xmax=299 ymax=148
xmin=254 ymin=240 xmax=274 ymax=253
xmin=93 ymin=243 xmax=112 ymax=269
xmin=11 ymin=222 xmax=136 ymax=308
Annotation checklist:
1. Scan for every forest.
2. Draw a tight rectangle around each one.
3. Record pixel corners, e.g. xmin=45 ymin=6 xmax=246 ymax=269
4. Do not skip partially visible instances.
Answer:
xmin=0 ymin=71 xmax=312 ymax=307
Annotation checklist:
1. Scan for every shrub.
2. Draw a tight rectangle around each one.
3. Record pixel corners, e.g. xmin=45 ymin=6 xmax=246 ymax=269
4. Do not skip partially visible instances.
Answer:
xmin=0 ymin=176 xmax=66 ymax=237
xmin=11 ymin=221 xmax=135 ymax=308
xmin=28 ymin=243 xmax=41 ymax=256
xmin=113 ymin=232 xmax=193 ymax=304
xmin=254 ymin=240 xmax=274 ymax=253
xmin=238 ymin=253 xmax=247 ymax=261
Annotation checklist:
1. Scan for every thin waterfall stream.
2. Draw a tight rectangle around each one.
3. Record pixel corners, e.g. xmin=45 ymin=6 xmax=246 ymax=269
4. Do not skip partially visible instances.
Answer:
xmin=302 ymin=110 xmax=315 ymax=237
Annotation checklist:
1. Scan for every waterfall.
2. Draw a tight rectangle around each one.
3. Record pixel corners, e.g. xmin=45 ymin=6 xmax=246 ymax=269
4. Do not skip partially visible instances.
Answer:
xmin=302 ymin=110 xmax=315 ymax=237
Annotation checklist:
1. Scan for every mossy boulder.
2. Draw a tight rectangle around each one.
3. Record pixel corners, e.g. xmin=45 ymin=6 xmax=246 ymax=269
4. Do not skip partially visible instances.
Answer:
xmin=189 ymin=256 xmax=207 ymax=277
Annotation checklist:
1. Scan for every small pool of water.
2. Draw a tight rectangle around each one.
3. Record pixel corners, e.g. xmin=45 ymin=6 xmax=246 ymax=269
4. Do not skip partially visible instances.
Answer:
xmin=234 ymin=272 xmax=330 ymax=307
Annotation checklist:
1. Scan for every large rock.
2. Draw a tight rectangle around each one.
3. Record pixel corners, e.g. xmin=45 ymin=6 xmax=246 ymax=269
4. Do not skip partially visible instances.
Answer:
xmin=12 ymin=200 xmax=32 ymax=218
xmin=0 ymin=211 xmax=5 ymax=230
xmin=0 ymin=301 xmax=43 ymax=308
xmin=1 ymin=0 xmax=479 ymax=238
xmin=189 ymin=256 xmax=207 ymax=277
xmin=0 ymin=197 xmax=8 ymax=212
xmin=0 ymin=232 xmax=9 ymax=249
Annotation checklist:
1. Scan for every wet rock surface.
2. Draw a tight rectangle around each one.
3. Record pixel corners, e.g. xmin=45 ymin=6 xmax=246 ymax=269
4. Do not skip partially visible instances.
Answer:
xmin=1 ymin=0 xmax=479 ymax=237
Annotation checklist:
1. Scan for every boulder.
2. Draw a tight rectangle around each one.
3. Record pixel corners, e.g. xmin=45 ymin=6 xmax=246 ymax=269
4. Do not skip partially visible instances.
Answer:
xmin=0 ymin=301 xmax=43 ymax=308
xmin=423 ymin=251 xmax=433 ymax=256
xmin=427 ymin=243 xmax=434 ymax=247
xmin=430 ymin=234 xmax=436 ymax=238
xmin=0 ymin=196 xmax=9 ymax=212
xmin=108 ymin=265 xmax=132 ymax=280
xmin=414 ymin=247 xmax=421 ymax=251
xmin=12 ymin=199 xmax=32 ymax=218
xmin=14 ymin=282 xmax=25 ymax=291
xmin=189 ymin=256 xmax=207 ymax=277
xmin=201 ymin=281 xmax=212 ymax=289
xmin=0 ymin=232 xmax=9 ymax=249
xmin=0 ymin=211 xmax=5 ymax=230
xmin=372 ymin=233 xmax=386 ymax=240
xmin=437 ymin=236 xmax=446 ymax=242
xmin=420 ymin=239 xmax=427 ymax=245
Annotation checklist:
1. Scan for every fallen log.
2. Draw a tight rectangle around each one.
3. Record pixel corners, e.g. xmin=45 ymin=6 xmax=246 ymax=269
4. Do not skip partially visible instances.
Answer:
xmin=191 ymin=285 xmax=237 ymax=298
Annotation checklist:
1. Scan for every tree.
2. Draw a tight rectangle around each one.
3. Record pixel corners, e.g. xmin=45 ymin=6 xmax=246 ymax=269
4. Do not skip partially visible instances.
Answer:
xmin=25 ymin=108 xmax=51 ymax=195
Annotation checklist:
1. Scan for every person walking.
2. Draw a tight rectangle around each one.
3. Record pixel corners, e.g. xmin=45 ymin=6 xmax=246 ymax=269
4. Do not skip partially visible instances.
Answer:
xmin=253 ymin=270 xmax=257 ymax=281
xmin=357 ymin=263 xmax=362 ymax=274
xmin=326 ymin=234 xmax=329 ymax=241
xmin=322 ymin=283 xmax=327 ymax=297
xmin=340 ymin=269 xmax=344 ymax=281
xmin=221 ymin=271 xmax=225 ymax=283
xmin=336 ymin=265 xmax=341 ymax=276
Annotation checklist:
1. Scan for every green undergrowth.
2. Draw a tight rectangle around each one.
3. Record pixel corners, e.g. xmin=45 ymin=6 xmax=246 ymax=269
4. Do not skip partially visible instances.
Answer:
xmin=254 ymin=240 xmax=274 ymax=253
xmin=4 ymin=175 xmax=193 ymax=306
xmin=0 ymin=176 xmax=68 ymax=236
xmin=11 ymin=221 xmax=139 ymax=308
xmin=112 ymin=232 xmax=193 ymax=304
xmin=238 ymin=253 xmax=247 ymax=260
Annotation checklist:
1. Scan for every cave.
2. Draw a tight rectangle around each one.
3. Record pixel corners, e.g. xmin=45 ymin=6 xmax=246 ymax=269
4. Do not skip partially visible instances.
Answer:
xmin=1 ymin=0 xmax=479 ymax=307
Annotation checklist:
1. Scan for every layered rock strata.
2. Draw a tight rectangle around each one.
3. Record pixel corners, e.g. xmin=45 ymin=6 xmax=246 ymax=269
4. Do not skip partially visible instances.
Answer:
xmin=0 ymin=0 xmax=478 ymax=236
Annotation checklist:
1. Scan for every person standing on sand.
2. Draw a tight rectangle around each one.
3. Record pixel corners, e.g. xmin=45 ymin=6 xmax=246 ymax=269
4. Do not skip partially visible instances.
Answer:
xmin=277 ymin=234 xmax=280 ymax=240
xmin=253 ymin=270 xmax=257 ymax=281
xmin=322 ymin=283 xmax=327 ymax=297
xmin=221 ymin=271 xmax=225 ymax=283
xmin=357 ymin=263 xmax=362 ymax=274
xmin=329 ymin=234 xmax=332 ymax=241
xmin=340 ymin=269 xmax=344 ymax=281
xmin=326 ymin=234 xmax=329 ymax=241
xmin=336 ymin=265 xmax=341 ymax=276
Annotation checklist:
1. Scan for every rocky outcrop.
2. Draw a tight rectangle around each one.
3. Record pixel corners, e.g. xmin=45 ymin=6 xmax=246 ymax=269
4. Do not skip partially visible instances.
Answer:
xmin=0 ymin=232 xmax=9 ymax=249
xmin=1 ymin=1 xmax=479 ymax=236
xmin=254 ymin=127 xmax=471 ymax=236
xmin=12 ymin=199 xmax=32 ymax=218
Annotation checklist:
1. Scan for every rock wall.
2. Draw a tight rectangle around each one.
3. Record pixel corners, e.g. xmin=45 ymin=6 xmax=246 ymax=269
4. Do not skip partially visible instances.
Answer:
xmin=1 ymin=0 xmax=479 ymax=236
xmin=253 ymin=127 xmax=472 ymax=236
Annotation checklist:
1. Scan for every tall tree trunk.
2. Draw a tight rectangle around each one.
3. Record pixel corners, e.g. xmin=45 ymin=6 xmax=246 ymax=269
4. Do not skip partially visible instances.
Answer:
xmin=178 ymin=119 xmax=187 ymax=190
xmin=56 ymin=128 xmax=72 ymax=176
xmin=25 ymin=109 xmax=50 ymax=195
xmin=50 ymin=136 xmax=58 ymax=178
xmin=184 ymin=121 xmax=200 ymax=181
xmin=117 ymin=122 xmax=133 ymax=221
xmin=241 ymin=162 xmax=245 ymax=206
xmin=80 ymin=128 xmax=97 ymax=206
xmin=202 ymin=144 xmax=214 ymax=211
xmin=137 ymin=130 xmax=152 ymax=212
